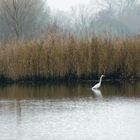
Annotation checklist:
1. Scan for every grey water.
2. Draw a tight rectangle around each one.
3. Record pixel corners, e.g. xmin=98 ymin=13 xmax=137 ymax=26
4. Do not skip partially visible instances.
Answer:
xmin=0 ymin=81 xmax=140 ymax=140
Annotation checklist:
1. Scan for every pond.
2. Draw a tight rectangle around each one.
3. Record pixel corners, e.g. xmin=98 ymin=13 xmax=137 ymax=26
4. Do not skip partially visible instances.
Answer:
xmin=0 ymin=81 xmax=140 ymax=140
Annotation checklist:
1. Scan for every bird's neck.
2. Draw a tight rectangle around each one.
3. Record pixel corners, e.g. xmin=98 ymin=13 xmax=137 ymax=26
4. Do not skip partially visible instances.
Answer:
xmin=99 ymin=76 xmax=103 ymax=84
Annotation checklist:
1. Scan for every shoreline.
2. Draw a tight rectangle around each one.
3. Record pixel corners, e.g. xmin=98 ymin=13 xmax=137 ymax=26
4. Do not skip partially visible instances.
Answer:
xmin=0 ymin=76 xmax=140 ymax=85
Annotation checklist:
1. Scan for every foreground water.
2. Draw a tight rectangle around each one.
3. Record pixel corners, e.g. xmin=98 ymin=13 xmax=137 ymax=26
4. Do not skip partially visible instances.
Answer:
xmin=0 ymin=81 xmax=140 ymax=140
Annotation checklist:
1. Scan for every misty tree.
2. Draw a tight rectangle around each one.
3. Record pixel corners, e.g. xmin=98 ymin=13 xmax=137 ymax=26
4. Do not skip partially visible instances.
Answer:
xmin=95 ymin=0 xmax=138 ymax=16
xmin=92 ymin=0 xmax=140 ymax=36
xmin=70 ymin=4 xmax=93 ymax=38
xmin=47 ymin=9 xmax=71 ymax=34
xmin=0 ymin=0 xmax=47 ymax=40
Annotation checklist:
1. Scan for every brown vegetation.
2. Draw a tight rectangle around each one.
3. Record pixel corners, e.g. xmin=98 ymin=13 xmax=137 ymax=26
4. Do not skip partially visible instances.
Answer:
xmin=0 ymin=34 xmax=140 ymax=81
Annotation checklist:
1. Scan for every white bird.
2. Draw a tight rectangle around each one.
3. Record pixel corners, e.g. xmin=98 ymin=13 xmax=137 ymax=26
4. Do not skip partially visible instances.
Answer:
xmin=92 ymin=75 xmax=105 ymax=90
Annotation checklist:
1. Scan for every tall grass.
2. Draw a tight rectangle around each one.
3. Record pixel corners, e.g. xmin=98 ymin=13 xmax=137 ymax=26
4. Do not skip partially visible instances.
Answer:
xmin=0 ymin=34 xmax=140 ymax=81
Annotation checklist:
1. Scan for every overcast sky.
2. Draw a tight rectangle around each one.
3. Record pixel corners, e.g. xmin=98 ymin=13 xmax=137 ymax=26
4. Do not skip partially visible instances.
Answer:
xmin=47 ymin=0 xmax=91 ymax=11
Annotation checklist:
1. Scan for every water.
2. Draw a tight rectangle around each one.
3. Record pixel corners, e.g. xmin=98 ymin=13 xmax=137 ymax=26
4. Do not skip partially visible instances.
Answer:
xmin=0 ymin=81 xmax=140 ymax=140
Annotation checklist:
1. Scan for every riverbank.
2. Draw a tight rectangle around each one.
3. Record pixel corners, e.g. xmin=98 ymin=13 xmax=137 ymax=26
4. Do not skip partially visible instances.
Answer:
xmin=0 ymin=75 xmax=140 ymax=85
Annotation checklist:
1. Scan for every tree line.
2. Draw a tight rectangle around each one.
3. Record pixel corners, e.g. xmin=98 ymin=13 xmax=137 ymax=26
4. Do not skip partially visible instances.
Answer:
xmin=0 ymin=0 xmax=140 ymax=41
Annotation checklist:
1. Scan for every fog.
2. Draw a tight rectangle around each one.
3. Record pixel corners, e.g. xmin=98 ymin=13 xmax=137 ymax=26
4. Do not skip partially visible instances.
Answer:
xmin=47 ymin=0 xmax=90 ymax=11
xmin=0 ymin=0 xmax=140 ymax=41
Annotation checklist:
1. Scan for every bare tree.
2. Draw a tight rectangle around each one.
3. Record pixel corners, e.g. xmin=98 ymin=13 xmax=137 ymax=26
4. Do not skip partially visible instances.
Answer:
xmin=0 ymin=0 xmax=46 ymax=40
xmin=94 ymin=0 xmax=138 ymax=16
xmin=91 ymin=0 xmax=140 ymax=36
xmin=70 ymin=4 xmax=93 ymax=38
xmin=47 ymin=9 xmax=71 ymax=34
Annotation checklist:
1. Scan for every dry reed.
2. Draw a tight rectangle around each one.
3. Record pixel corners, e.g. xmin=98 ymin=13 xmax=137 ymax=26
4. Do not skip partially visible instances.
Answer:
xmin=0 ymin=34 xmax=140 ymax=81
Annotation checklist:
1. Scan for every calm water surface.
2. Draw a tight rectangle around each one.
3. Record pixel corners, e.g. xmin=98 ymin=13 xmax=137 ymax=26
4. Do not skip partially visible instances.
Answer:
xmin=0 ymin=81 xmax=140 ymax=140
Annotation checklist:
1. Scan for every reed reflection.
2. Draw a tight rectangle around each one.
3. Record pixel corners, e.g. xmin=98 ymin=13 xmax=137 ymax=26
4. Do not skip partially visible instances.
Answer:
xmin=0 ymin=81 xmax=140 ymax=101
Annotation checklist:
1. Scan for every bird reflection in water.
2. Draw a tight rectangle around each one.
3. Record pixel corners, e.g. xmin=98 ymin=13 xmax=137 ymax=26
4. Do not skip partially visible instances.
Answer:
xmin=91 ymin=88 xmax=103 ymax=99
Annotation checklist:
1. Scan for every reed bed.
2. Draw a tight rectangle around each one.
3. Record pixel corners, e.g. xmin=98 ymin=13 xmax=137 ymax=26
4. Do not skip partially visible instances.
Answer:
xmin=0 ymin=34 xmax=140 ymax=81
